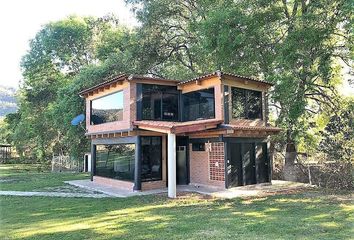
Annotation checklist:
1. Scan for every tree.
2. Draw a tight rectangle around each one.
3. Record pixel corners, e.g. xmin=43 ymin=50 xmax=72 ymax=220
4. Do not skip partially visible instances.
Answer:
xmin=6 ymin=15 xmax=134 ymax=162
xmin=127 ymin=0 xmax=353 ymax=180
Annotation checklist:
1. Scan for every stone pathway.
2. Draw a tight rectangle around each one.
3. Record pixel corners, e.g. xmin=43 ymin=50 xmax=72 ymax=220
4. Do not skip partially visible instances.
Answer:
xmin=0 ymin=190 xmax=109 ymax=198
xmin=0 ymin=180 xmax=314 ymax=199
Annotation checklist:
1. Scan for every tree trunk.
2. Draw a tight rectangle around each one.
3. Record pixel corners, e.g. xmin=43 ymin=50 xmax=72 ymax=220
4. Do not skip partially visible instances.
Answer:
xmin=284 ymin=140 xmax=297 ymax=182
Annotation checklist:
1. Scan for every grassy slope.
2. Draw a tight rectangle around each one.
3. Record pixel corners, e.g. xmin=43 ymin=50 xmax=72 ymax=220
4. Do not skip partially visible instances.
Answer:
xmin=0 ymin=164 xmax=353 ymax=240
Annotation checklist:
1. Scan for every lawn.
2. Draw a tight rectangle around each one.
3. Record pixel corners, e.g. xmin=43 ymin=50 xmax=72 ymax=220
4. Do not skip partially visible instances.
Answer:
xmin=0 ymin=164 xmax=353 ymax=240
xmin=0 ymin=164 xmax=89 ymax=191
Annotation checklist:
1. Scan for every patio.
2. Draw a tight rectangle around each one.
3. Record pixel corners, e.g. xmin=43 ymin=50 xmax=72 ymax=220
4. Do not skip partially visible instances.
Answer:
xmin=66 ymin=179 xmax=315 ymax=199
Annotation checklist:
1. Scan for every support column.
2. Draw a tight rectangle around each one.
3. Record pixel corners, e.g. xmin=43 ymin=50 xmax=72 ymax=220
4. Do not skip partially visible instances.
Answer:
xmin=134 ymin=136 xmax=142 ymax=191
xmin=90 ymin=143 xmax=96 ymax=181
xmin=168 ymin=133 xmax=176 ymax=198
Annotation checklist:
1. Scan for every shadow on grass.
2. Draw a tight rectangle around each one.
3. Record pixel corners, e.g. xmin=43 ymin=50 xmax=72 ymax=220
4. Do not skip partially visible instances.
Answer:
xmin=1 ymin=190 xmax=353 ymax=240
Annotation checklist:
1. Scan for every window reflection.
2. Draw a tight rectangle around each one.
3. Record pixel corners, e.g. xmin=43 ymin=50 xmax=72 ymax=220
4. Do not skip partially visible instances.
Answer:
xmin=142 ymin=84 xmax=179 ymax=121
xmin=141 ymin=136 xmax=162 ymax=181
xmin=183 ymin=88 xmax=215 ymax=121
xmin=231 ymin=87 xmax=262 ymax=119
xmin=91 ymin=91 xmax=123 ymax=125
xmin=96 ymin=144 xmax=135 ymax=181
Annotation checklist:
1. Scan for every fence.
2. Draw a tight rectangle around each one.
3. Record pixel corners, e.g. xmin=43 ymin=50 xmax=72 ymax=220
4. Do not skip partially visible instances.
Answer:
xmin=0 ymin=144 xmax=11 ymax=163
xmin=51 ymin=155 xmax=83 ymax=172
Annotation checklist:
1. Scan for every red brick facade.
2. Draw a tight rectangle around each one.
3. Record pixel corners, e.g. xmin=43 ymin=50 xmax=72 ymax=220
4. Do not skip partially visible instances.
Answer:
xmin=81 ymin=73 xmax=277 ymax=191
xmin=189 ymin=143 xmax=225 ymax=189
xmin=93 ymin=176 xmax=134 ymax=190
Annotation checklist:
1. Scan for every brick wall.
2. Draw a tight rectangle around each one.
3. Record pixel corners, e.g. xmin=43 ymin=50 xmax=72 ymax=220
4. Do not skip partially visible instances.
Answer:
xmin=142 ymin=180 xmax=166 ymax=191
xmin=189 ymin=142 xmax=225 ymax=189
xmin=93 ymin=176 xmax=134 ymax=190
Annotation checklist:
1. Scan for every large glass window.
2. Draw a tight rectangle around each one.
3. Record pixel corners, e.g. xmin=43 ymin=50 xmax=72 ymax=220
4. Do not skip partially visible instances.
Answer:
xmin=91 ymin=91 xmax=123 ymax=125
xmin=141 ymin=136 xmax=162 ymax=181
xmin=231 ymin=87 xmax=262 ymax=119
xmin=183 ymin=88 xmax=215 ymax=121
xmin=95 ymin=144 xmax=135 ymax=181
xmin=141 ymin=84 xmax=179 ymax=121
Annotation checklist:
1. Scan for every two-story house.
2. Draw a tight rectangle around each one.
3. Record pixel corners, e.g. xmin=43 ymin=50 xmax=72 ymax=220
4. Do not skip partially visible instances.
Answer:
xmin=79 ymin=71 xmax=281 ymax=198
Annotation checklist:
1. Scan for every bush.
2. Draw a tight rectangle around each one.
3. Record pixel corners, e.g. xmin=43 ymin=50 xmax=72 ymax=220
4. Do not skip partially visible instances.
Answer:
xmin=316 ymin=162 xmax=353 ymax=190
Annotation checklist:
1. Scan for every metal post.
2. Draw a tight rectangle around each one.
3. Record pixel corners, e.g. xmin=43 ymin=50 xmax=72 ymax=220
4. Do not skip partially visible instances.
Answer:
xmin=168 ymin=133 xmax=176 ymax=198
xmin=91 ymin=143 xmax=96 ymax=181
xmin=134 ymin=136 xmax=142 ymax=191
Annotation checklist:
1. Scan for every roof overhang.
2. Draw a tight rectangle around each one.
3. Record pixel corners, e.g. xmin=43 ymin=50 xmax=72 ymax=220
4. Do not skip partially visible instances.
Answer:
xmin=132 ymin=119 xmax=223 ymax=134
xmin=79 ymin=74 xmax=180 ymax=98
xmin=177 ymin=71 xmax=273 ymax=88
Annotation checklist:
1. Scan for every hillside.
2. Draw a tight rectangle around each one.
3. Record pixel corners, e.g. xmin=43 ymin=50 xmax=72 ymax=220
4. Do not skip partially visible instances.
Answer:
xmin=0 ymin=85 xmax=17 ymax=118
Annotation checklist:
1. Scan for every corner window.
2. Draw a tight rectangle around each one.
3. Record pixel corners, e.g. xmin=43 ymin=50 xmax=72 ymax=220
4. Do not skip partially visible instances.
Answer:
xmin=95 ymin=144 xmax=135 ymax=181
xmin=91 ymin=91 xmax=123 ymax=125
xmin=183 ymin=88 xmax=215 ymax=121
xmin=141 ymin=136 xmax=162 ymax=181
xmin=231 ymin=87 xmax=262 ymax=119
xmin=192 ymin=143 xmax=205 ymax=151
xmin=141 ymin=84 xmax=179 ymax=121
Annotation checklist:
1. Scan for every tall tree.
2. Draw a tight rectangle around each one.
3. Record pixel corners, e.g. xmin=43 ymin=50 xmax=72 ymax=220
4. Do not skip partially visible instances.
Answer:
xmin=12 ymin=15 xmax=131 ymax=162
xmin=128 ymin=0 xmax=353 ymax=180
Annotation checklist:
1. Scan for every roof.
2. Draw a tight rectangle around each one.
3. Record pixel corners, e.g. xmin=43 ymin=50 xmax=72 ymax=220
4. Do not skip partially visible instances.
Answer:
xmin=220 ymin=124 xmax=282 ymax=132
xmin=79 ymin=74 xmax=127 ymax=96
xmin=79 ymin=74 xmax=179 ymax=96
xmin=177 ymin=71 xmax=273 ymax=86
xmin=0 ymin=144 xmax=11 ymax=147
xmin=133 ymin=119 xmax=223 ymax=134
xmin=79 ymin=70 xmax=273 ymax=97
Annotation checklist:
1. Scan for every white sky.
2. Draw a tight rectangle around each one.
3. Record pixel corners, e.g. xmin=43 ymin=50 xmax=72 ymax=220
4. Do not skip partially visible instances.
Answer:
xmin=0 ymin=0 xmax=137 ymax=88
xmin=0 ymin=0 xmax=352 ymax=97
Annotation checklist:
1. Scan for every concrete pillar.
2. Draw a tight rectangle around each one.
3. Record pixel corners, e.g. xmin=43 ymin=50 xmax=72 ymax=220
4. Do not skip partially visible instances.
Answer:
xmin=168 ymin=133 xmax=176 ymax=198
xmin=134 ymin=136 xmax=142 ymax=191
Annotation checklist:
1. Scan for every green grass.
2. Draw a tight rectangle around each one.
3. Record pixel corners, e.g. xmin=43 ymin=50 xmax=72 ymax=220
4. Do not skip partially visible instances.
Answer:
xmin=0 ymin=164 xmax=353 ymax=240
xmin=0 ymin=164 xmax=89 ymax=191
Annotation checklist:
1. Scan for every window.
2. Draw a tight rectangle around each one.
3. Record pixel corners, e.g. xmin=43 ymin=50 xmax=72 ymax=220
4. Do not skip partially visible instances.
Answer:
xmin=141 ymin=136 xmax=162 ymax=181
xmin=231 ymin=87 xmax=262 ymax=119
xmin=141 ymin=84 xmax=179 ymax=121
xmin=192 ymin=143 xmax=205 ymax=151
xmin=91 ymin=91 xmax=123 ymax=125
xmin=95 ymin=144 xmax=135 ymax=181
xmin=183 ymin=88 xmax=215 ymax=121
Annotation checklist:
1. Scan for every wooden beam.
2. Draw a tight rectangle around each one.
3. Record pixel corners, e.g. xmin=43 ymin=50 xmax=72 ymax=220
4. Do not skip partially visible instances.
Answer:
xmin=136 ymin=126 xmax=171 ymax=134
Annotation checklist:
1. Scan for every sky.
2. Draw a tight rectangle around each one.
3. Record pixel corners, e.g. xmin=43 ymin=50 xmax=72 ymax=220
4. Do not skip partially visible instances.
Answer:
xmin=0 ymin=0 xmax=352 ymax=96
xmin=0 ymin=0 xmax=137 ymax=89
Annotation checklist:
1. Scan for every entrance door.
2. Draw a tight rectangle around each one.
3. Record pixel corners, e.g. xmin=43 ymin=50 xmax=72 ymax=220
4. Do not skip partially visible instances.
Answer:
xmin=227 ymin=141 xmax=268 ymax=188
xmin=177 ymin=146 xmax=188 ymax=184
xmin=255 ymin=143 xmax=269 ymax=183
xmin=84 ymin=156 xmax=88 ymax=172
xmin=227 ymin=143 xmax=243 ymax=187
xmin=176 ymin=136 xmax=189 ymax=185
xmin=242 ymin=143 xmax=257 ymax=185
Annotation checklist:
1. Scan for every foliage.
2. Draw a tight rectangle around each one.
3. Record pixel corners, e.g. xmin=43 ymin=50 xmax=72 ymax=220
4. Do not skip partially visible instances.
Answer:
xmin=318 ymin=100 xmax=354 ymax=163
xmin=2 ymin=15 xmax=139 ymax=162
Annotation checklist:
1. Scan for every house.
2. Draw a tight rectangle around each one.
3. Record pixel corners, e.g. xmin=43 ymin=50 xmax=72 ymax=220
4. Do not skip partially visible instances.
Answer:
xmin=79 ymin=71 xmax=281 ymax=198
